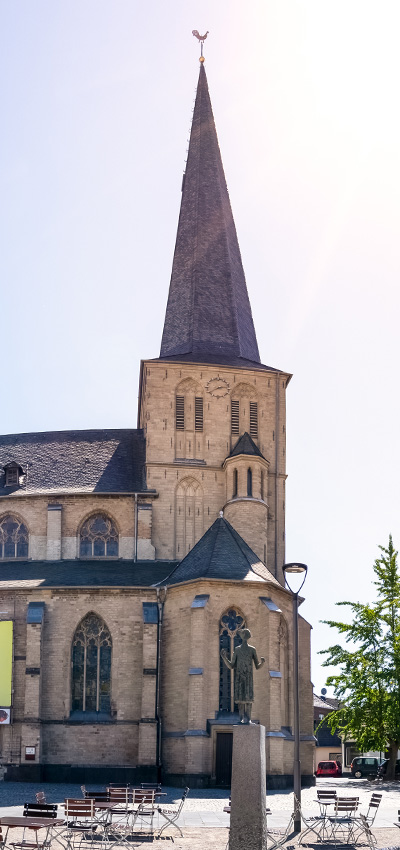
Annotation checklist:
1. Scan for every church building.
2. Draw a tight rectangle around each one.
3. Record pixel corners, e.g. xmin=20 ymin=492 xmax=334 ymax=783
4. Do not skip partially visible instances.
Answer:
xmin=0 ymin=58 xmax=314 ymax=787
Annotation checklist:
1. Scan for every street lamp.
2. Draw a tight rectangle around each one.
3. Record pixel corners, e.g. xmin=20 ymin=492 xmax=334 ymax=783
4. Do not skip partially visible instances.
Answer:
xmin=282 ymin=562 xmax=308 ymax=833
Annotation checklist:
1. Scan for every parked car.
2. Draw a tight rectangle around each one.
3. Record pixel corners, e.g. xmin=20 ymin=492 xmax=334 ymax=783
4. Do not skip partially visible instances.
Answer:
xmin=377 ymin=759 xmax=400 ymax=779
xmin=316 ymin=760 xmax=342 ymax=777
xmin=350 ymin=757 xmax=381 ymax=778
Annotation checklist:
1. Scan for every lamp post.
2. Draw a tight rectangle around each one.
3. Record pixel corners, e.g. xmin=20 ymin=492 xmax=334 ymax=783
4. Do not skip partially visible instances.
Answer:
xmin=282 ymin=562 xmax=308 ymax=833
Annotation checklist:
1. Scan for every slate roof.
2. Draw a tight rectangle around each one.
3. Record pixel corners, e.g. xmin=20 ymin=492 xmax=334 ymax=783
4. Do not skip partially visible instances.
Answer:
xmin=315 ymin=719 xmax=342 ymax=748
xmin=0 ymin=429 xmax=147 ymax=495
xmin=229 ymin=432 xmax=265 ymax=459
xmin=160 ymin=64 xmax=261 ymax=365
xmin=162 ymin=516 xmax=281 ymax=587
xmin=0 ymin=559 xmax=175 ymax=589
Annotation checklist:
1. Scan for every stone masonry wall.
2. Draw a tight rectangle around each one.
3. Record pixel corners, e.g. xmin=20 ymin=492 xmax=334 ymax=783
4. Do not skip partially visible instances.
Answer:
xmin=139 ymin=360 xmax=289 ymax=579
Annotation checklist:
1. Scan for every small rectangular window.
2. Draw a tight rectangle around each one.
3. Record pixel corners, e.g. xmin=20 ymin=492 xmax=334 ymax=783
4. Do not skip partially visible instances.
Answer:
xmin=195 ymin=397 xmax=203 ymax=431
xmin=176 ymin=396 xmax=184 ymax=430
xmin=5 ymin=468 xmax=18 ymax=486
xmin=250 ymin=402 xmax=258 ymax=437
xmin=231 ymin=400 xmax=239 ymax=434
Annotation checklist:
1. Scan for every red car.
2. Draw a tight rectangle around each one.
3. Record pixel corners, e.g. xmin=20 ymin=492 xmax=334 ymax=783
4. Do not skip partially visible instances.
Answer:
xmin=316 ymin=760 xmax=342 ymax=777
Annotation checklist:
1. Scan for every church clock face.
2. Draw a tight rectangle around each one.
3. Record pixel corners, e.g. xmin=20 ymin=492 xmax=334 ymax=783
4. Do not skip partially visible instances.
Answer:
xmin=205 ymin=376 xmax=230 ymax=398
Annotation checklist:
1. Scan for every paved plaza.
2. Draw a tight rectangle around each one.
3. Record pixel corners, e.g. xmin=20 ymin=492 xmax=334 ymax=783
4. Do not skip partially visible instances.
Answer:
xmin=0 ymin=776 xmax=399 ymax=847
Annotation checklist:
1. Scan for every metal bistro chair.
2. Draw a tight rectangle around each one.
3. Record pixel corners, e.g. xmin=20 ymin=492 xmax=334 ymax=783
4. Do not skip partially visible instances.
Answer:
xmin=363 ymin=793 xmax=382 ymax=827
xmin=103 ymin=788 xmax=134 ymax=846
xmin=62 ymin=799 xmax=97 ymax=850
xmin=294 ymin=795 xmax=333 ymax=846
xmin=130 ymin=790 xmax=156 ymax=836
xmin=104 ymin=790 xmax=146 ymax=849
xmin=157 ymin=787 xmax=189 ymax=838
xmin=3 ymin=804 xmax=59 ymax=850
xmin=9 ymin=804 xmax=59 ymax=850
xmin=81 ymin=789 xmax=110 ymax=802
xmin=327 ymin=797 xmax=359 ymax=845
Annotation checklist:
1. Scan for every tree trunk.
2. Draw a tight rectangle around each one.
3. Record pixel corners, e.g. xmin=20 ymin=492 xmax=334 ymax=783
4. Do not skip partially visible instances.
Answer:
xmin=386 ymin=740 xmax=398 ymax=780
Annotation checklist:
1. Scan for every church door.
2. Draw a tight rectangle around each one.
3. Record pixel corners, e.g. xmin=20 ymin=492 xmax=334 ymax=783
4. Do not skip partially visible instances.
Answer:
xmin=215 ymin=732 xmax=233 ymax=787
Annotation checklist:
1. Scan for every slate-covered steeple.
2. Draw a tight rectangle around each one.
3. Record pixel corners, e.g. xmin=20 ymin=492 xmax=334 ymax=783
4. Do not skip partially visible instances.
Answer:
xmin=160 ymin=63 xmax=260 ymax=364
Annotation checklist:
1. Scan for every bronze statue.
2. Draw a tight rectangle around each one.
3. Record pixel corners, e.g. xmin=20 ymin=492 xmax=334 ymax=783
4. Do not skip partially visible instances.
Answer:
xmin=221 ymin=628 xmax=265 ymax=723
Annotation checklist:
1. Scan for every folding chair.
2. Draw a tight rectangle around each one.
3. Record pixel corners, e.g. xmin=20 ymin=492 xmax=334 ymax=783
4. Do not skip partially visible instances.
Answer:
xmin=35 ymin=793 xmax=47 ymax=805
xmin=328 ymin=797 xmax=359 ymax=845
xmin=8 ymin=805 xmax=59 ymax=850
xmin=157 ymin=787 xmax=189 ymax=838
xmin=290 ymin=797 xmax=327 ymax=847
xmin=357 ymin=813 xmax=377 ymax=849
xmin=130 ymin=790 xmax=156 ymax=836
xmin=363 ymin=793 xmax=382 ymax=827
xmin=265 ymin=806 xmax=297 ymax=850
xmin=316 ymin=788 xmax=337 ymax=812
xmin=62 ymin=799 xmax=97 ymax=850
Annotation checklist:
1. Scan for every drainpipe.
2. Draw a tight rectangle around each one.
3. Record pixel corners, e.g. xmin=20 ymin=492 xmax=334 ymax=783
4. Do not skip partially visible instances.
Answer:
xmin=275 ymin=375 xmax=280 ymax=578
xmin=134 ymin=493 xmax=138 ymax=562
xmin=155 ymin=586 xmax=167 ymax=783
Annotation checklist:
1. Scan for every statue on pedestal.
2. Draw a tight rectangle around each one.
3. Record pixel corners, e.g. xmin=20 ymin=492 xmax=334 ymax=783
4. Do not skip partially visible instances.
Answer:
xmin=221 ymin=628 xmax=265 ymax=723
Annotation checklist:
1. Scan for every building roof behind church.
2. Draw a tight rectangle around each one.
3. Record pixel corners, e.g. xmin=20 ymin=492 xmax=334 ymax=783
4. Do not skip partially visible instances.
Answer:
xmin=229 ymin=432 xmax=265 ymax=459
xmin=160 ymin=63 xmax=261 ymax=366
xmin=163 ymin=516 xmax=280 ymax=586
xmin=0 ymin=429 xmax=147 ymax=495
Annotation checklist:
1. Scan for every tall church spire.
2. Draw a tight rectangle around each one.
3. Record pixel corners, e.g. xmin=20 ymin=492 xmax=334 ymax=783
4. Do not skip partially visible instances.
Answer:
xmin=160 ymin=63 xmax=260 ymax=364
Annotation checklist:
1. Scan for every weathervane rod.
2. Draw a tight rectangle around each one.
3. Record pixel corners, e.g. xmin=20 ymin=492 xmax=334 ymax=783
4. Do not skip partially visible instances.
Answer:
xmin=192 ymin=29 xmax=209 ymax=62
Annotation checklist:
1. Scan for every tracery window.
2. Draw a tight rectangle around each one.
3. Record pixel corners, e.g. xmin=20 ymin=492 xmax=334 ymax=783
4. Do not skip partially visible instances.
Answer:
xmin=219 ymin=608 xmax=246 ymax=713
xmin=175 ymin=477 xmax=203 ymax=556
xmin=0 ymin=515 xmax=29 ymax=559
xmin=79 ymin=513 xmax=118 ymax=558
xmin=71 ymin=613 xmax=112 ymax=714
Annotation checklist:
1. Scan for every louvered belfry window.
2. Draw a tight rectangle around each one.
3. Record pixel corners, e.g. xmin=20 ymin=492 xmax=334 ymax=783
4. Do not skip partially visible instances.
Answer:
xmin=176 ymin=396 xmax=185 ymax=430
xmin=231 ymin=400 xmax=239 ymax=434
xmin=249 ymin=402 xmax=258 ymax=437
xmin=195 ymin=397 xmax=203 ymax=431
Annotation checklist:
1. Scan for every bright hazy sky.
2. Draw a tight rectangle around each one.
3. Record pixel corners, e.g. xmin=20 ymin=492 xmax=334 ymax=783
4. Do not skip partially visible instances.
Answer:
xmin=2 ymin=1 xmax=400 ymax=696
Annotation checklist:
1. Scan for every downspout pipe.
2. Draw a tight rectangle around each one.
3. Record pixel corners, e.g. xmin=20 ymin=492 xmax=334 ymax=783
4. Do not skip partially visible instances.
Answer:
xmin=134 ymin=493 xmax=138 ymax=562
xmin=155 ymin=586 xmax=167 ymax=783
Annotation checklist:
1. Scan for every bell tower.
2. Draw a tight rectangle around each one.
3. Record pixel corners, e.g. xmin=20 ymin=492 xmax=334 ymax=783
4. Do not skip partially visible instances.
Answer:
xmin=138 ymin=60 xmax=290 ymax=580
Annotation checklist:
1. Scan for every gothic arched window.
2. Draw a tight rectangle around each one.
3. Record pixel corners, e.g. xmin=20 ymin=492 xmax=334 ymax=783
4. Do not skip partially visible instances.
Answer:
xmin=175 ymin=477 xmax=203 ymax=557
xmin=233 ymin=469 xmax=238 ymax=498
xmin=219 ymin=608 xmax=246 ymax=713
xmin=79 ymin=514 xmax=118 ymax=558
xmin=175 ymin=378 xmax=204 ymax=460
xmin=0 ymin=515 xmax=29 ymax=559
xmin=247 ymin=468 xmax=253 ymax=497
xmin=71 ymin=613 xmax=112 ymax=714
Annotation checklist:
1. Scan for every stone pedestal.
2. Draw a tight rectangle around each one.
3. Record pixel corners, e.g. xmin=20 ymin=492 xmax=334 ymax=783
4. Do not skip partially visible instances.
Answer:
xmin=229 ymin=724 xmax=266 ymax=850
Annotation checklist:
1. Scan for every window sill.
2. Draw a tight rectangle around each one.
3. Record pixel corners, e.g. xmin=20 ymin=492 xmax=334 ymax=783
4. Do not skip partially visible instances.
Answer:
xmin=68 ymin=711 xmax=115 ymax=723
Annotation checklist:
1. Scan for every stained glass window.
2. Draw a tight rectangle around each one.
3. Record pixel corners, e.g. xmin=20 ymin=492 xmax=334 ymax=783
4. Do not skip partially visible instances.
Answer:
xmin=71 ymin=613 xmax=112 ymax=714
xmin=0 ymin=515 xmax=29 ymax=559
xmin=79 ymin=514 xmax=118 ymax=558
xmin=219 ymin=609 xmax=246 ymax=713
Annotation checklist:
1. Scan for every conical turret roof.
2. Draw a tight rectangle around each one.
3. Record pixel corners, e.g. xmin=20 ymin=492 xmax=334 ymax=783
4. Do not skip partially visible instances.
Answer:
xmin=162 ymin=517 xmax=279 ymax=587
xmin=160 ymin=63 xmax=261 ymax=365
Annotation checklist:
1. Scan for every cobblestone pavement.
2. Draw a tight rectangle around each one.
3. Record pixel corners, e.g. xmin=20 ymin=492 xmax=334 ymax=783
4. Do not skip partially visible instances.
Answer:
xmin=0 ymin=776 xmax=399 ymax=831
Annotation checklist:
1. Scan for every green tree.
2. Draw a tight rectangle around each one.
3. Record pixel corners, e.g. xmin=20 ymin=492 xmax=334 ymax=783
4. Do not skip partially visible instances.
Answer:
xmin=320 ymin=536 xmax=400 ymax=780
